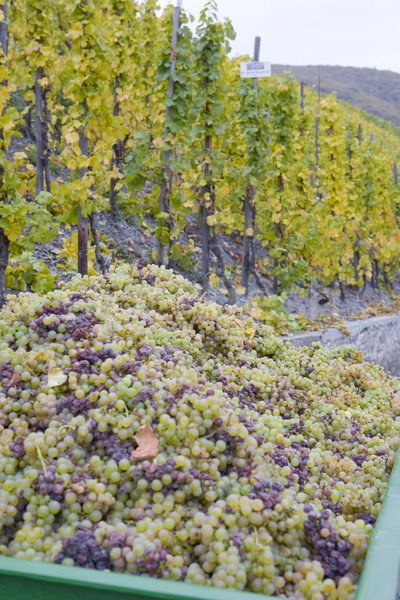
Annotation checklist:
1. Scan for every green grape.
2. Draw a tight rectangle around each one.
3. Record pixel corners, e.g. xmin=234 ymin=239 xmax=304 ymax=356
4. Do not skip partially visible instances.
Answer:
xmin=0 ymin=264 xmax=399 ymax=599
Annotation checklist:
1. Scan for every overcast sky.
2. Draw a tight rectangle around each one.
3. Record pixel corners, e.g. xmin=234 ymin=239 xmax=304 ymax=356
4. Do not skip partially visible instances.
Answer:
xmin=157 ymin=0 xmax=400 ymax=74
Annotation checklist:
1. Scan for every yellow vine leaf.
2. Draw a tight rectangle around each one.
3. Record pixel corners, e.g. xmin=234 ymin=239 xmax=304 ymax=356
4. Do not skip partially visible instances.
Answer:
xmin=65 ymin=131 xmax=79 ymax=146
xmin=13 ymin=152 xmax=27 ymax=162
xmin=9 ymin=372 xmax=22 ymax=386
xmin=249 ymin=307 xmax=266 ymax=320
xmin=245 ymin=327 xmax=255 ymax=339
xmin=48 ymin=365 xmax=67 ymax=388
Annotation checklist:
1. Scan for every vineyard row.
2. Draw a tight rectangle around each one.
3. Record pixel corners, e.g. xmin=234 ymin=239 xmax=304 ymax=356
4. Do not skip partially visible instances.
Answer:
xmin=0 ymin=0 xmax=400 ymax=306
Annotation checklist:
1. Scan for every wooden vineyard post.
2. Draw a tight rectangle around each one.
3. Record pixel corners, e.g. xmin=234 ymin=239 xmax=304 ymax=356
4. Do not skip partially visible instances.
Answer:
xmin=348 ymin=130 xmax=352 ymax=164
xmin=199 ymin=134 xmax=212 ymax=291
xmin=78 ymin=125 xmax=89 ymax=277
xmin=241 ymin=36 xmax=261 ymax=294
xmin=300 ymin=80 xmax=304 ymax=112
xmin=251 ymin=37 xmax=261 ymax=93
xmin=0 ymin=0 xmax=9 ymax=309
xmin=314 ymin=77 xmax=321 ymax=200
xmin=110 ymin=78 xmax=121 ymax=221
xmin=0 ymin=0 xmax=7 ymax=64
xmin=77 ymin=0 xmax=89 ymax=277
xmin=35 ymin=66 xmax=45 ymax=196
xmin=157 ymin=0 xmax=182 ymax=266
xmin=394 ymin=162 xmax=399 ymax=222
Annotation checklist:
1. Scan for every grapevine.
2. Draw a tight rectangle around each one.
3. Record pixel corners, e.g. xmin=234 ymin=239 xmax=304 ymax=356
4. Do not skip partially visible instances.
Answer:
xmin=1 ymin=1 xmax=400 ymax=302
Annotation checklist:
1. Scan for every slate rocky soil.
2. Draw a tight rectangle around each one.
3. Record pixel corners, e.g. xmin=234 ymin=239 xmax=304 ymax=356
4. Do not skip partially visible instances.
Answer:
xmin=30 ymin=209 xmax=400 ymax=328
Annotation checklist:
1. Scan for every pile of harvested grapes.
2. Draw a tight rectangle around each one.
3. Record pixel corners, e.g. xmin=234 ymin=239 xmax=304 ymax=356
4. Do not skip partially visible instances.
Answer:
xmin=0 ymin=264 xmax=399 ymax=600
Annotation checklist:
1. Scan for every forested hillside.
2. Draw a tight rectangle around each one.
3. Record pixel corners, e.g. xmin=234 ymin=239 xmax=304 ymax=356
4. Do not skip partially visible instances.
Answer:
xmin=273 ymin=64 xmax=400 ymax=128
xmin=1 ymin=0 xmax=400 ymax=313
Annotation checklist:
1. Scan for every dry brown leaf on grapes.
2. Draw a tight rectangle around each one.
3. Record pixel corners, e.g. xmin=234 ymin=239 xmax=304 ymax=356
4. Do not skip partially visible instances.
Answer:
xmin=131 ymin=424 xmax=159 ymax=460
xmin=9 ymin=372 xmax=22 ymax=386
xmin=148 ymin=458 xmax=158 ymax=475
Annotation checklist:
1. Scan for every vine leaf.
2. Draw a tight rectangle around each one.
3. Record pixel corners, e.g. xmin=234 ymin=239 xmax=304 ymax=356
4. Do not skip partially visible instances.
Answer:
xmin=48 ymin=365 xmax=67 ymax=387
xmin=245 ymin=327 xmax=255 ymax=340
xmin=9 ymin=372 xmax=21 ymax=386
xmin=131 ymin=424 xmax=159 ymax=460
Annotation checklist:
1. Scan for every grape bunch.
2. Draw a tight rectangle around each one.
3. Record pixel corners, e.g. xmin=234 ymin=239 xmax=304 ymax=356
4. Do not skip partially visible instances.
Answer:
xmin=0 ymin=263 xmax=399 ymax=600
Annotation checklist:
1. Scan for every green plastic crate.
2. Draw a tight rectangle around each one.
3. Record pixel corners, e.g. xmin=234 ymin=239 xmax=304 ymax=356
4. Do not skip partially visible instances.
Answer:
xmin=2 ymin=391 xmax=400 ymax=599
xmin=2 ymin=449 xmax=400 ymax=600
xmin=0 ymin=556 xmax=275 ymax=600
xmin=1 ymin=453 xmax=400 ymax=600
xmin=353 ymin=447 xmax=400 ymax=600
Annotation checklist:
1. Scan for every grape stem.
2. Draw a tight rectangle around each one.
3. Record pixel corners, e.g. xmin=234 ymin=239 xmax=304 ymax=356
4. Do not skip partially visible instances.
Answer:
xmin=35 ymin=442 xmax=48 ymax=472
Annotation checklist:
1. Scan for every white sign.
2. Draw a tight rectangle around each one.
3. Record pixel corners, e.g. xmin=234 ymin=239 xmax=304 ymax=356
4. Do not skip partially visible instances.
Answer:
xmin=240 ymin=61 xmax=271 ymax=79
